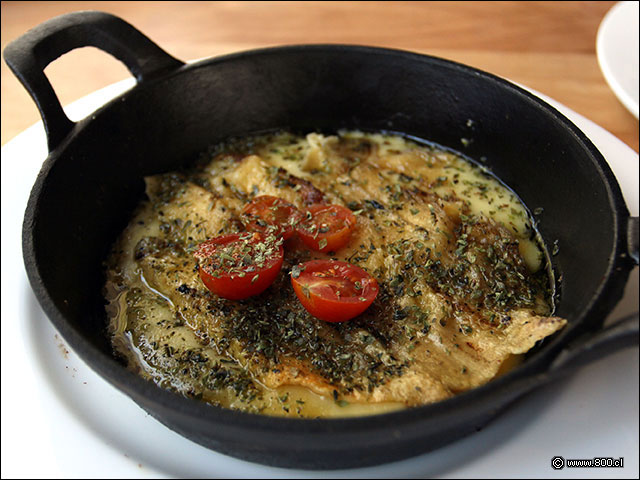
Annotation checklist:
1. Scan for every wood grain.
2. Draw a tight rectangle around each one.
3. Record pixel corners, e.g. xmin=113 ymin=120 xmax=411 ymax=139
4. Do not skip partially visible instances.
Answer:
xmin=1 ymin=1 xmax=637 ymax=152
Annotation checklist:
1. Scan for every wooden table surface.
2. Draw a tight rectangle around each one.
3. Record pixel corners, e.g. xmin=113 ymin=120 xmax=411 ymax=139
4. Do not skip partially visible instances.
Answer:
xmin=1 ymin=1 xmax=638 ymax=152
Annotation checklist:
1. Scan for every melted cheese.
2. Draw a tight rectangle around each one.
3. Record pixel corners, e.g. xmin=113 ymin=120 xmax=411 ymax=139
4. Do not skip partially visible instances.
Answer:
xmin=104 ymin=131 xmax=565 ymax=418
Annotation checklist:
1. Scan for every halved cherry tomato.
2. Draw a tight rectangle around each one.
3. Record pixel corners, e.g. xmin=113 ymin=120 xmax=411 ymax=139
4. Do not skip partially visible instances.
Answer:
xmin=241 ymin=195 xmax=303 ymax=240
xmin=296 ymin=204 xmax=356 ymax=253
xmin=290 ymin=260 xmax=379 ymax=322
xmin=194 ymin=232 xmax=283 ymax=300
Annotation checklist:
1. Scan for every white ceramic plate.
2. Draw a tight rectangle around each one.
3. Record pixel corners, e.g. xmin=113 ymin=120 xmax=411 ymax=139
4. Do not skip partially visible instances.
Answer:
xmin=1 ymin=78 xmax=638 ymax=479
xmin=597 ymin=1 xmax=640 ymax=118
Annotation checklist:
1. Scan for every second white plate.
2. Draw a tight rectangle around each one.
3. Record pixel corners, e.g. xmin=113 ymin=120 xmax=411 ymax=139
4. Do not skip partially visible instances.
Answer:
xmin=597 ymin=1 xmax=640 ymax=118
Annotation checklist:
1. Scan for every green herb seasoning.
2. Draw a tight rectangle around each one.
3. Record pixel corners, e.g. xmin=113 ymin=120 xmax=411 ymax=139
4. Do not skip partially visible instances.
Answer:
xmin=104 ymin=130 xmax=565 ymax=419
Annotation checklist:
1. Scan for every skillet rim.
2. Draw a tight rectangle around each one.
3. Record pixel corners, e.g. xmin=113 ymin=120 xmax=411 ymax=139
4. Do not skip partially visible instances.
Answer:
xmin=21 ymin=43 xmax=634 ymax=435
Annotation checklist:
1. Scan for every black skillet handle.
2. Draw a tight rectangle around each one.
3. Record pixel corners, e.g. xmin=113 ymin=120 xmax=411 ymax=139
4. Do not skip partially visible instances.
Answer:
xmin=3 ymin=10 xmax=184 ymax=151
xmin=548 ymin=312 xmax=639 ymax=375
xmin=499 ymin=312 xmax=638 ymax=408
xmin=534 ymin=217 xmax=639 ymax=386
xmin=629 ymin=216 xmax=639 ymax=265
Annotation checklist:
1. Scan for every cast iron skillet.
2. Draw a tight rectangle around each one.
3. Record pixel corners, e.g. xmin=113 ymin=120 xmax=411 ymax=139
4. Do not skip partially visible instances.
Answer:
xmin=5 ymin=11 xmax=639 ymax=470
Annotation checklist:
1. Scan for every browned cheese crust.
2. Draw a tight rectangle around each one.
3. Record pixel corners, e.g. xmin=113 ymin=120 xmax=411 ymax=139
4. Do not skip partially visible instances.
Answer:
xmin=106 ymin=132 xmax=566 ymax=413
